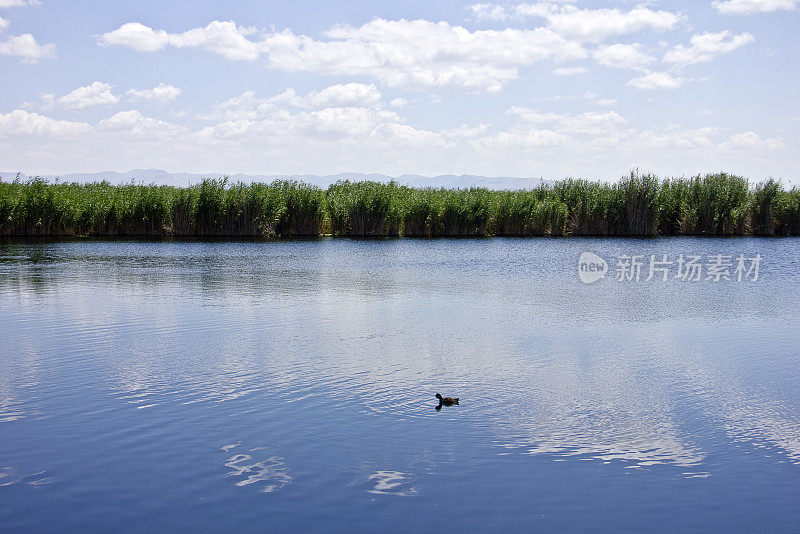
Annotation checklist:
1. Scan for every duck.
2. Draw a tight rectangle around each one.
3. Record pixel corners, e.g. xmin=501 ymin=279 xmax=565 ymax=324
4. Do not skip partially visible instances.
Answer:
xmin=435 ymin=393 xmax=459 ymax=406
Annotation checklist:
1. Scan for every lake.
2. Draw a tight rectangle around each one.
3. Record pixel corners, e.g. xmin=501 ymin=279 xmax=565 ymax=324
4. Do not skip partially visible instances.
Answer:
xmin=1 ymin=238 xmax=799 ymax=532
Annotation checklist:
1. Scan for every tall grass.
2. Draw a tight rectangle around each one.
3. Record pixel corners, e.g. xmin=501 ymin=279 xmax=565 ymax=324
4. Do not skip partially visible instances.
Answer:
xmin=680 ymin=173 xmax=750 ymax=235
xmin=1 ymin=172 xmax=798 ymax=237
xmin=775 ymin=187 xmax=800 ymax=236
xmin=750 ymin=179 xmax=781 ymax=236
xmin=274 ymin=181 xmax=325 ymax=236
xmin=326 ymin=181 xmax=400 ymax=236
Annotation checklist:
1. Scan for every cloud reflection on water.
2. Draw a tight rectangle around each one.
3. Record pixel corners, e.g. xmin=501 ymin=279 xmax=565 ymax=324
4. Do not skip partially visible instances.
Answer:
xmin=221 ymin=444 xmax=292 ymax=494
xmin=2 ymin=239 xmax=799 ymax=476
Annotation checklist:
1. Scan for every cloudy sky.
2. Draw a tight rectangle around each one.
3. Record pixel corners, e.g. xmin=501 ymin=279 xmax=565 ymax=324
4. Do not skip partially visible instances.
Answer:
xmin=1 ymin=0 xmax=798 ymax=182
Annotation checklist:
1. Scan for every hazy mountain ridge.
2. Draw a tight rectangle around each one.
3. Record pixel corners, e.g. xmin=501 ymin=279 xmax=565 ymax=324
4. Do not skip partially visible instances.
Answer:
xmin=0 ymin=170 xmax=551 ymax=190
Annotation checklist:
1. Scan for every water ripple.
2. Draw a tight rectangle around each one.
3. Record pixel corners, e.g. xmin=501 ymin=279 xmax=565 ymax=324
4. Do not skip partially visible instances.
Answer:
xmin=220 ymin=444 xmax=292 ymax=494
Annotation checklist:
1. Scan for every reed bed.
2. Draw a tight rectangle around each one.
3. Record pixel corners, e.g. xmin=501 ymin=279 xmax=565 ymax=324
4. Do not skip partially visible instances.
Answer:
xmin=1 ymin=172 xmax=798 ymax=237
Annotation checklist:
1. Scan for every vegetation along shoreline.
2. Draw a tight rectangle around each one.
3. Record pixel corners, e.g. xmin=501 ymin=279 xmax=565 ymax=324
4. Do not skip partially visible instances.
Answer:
xmin=1 ymin=172 xmax=798 ymax=238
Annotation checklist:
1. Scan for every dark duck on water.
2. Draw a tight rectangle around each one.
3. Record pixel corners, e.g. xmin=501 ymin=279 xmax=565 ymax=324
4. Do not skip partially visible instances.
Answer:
xmin=435 ymin=393 xmax=459 ymax=410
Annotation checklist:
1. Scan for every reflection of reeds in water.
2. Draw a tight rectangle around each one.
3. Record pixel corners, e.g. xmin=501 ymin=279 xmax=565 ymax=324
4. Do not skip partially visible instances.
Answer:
xmin=2 ymin=172 xmax=799 ymax=237
xmin=0 ymin=337 xmax=42 ymax=424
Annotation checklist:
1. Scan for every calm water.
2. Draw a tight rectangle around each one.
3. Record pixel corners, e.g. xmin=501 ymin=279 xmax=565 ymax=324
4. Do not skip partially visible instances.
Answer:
xmin=1 ymin=238 xmax=799 ymax=532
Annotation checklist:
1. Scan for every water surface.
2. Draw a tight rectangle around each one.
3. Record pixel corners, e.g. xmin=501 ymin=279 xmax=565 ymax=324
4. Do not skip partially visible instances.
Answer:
xmin=1 ymin=238 xmax=799 ymax=532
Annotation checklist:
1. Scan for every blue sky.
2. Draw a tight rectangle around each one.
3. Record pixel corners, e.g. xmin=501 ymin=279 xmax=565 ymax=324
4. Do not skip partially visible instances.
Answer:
xmin=1 ymin=0 xmax=798 ymax=182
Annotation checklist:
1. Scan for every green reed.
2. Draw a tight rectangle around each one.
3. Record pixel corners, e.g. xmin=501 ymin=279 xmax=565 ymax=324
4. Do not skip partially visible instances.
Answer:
xmin=326 ymin=180 xmax=401 ymax=236
xmin=1 ymin=172 xmax=798 ymax=237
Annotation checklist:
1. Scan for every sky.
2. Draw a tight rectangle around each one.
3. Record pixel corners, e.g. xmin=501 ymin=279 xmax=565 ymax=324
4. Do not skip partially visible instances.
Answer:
xmin=0 ymin=0 xmax=798 ymax=183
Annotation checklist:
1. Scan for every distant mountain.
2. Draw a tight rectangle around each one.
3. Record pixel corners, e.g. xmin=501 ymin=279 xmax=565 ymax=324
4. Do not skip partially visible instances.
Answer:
xmin=0 ymin=170 xmax=552 ymax=190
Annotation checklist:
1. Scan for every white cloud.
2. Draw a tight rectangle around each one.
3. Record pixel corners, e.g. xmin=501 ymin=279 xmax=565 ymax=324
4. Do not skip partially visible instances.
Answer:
xmin=553 ymin=66 xmax=587 ymax=75
xmin=169 ymin=20 xmax=261 ymax=60
xmin=190 ymin=87 xmax=459 ymax=163
xmin=507 ymin=107 xmax=626 ymax=135
xmin=389 ymin=98 xmax=408 ymax=108
xmin=728 ymin=131 xmax=786 ymax=150
xmin=195 ymin=102 xmax=436 ymax=151
xmin=469 ymin=3 xmax=509 ymax=20
xmin=0 ymin=33 xmax=55 ymax=62
xmin=57 ymin=82 xmax=119 ymax=110
xmin=664 ymin=31 xmax=754 ymax=66
xmin=302 ymin=107 xmax=409 ymax=137
xmin=627 ymin=71 xmax=685 ymax=89
xmin=100 ymin=18 xmax=587 ymax=93
xmin=0 ymin=0 xmax=41 ymax=7
xmin=0 ymin=109 xmax=89 ymax=137
xmin=100 ymin=20 xmax=285 ymax=61
xmin=98 ymin=110 xmax=184 ymax=137
xmin=713 ymin=0 xmax=798 ymax=14
xmin=0 ymin=16 xmax=9 ymax=31
xmin=99 ymin=22 xmax=170 ymax=52
xmin=1 ymin=99 xmax=791 ymax=181
xmin=203 ymin=83 xmax=384 ymax=121
xmin=126 ymin=83 xmax=182 ymax=104
xmin=202 ymin=90 xmax=273 ymax=121
xmin=270 ymin=19 xmax=587 ymax=93
xmin=101 ymin=20 xmax=260 ymax=59
xmin=442 ymin=123 xmax=490 ymax=139
xmin=473 ymin=129 xmax=573 ymax=151
xmin=306 ymin=83 xmax=381 ymax=108
xmin=593 ymin=43 xmax=655 ymax=70
xmin=631 ymin=127 xmax=719 ymax=149
xmin=0 ymin=108 xmax=193 ymax=173
xmin=515 ymin=3 xmax=681 ymax=42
